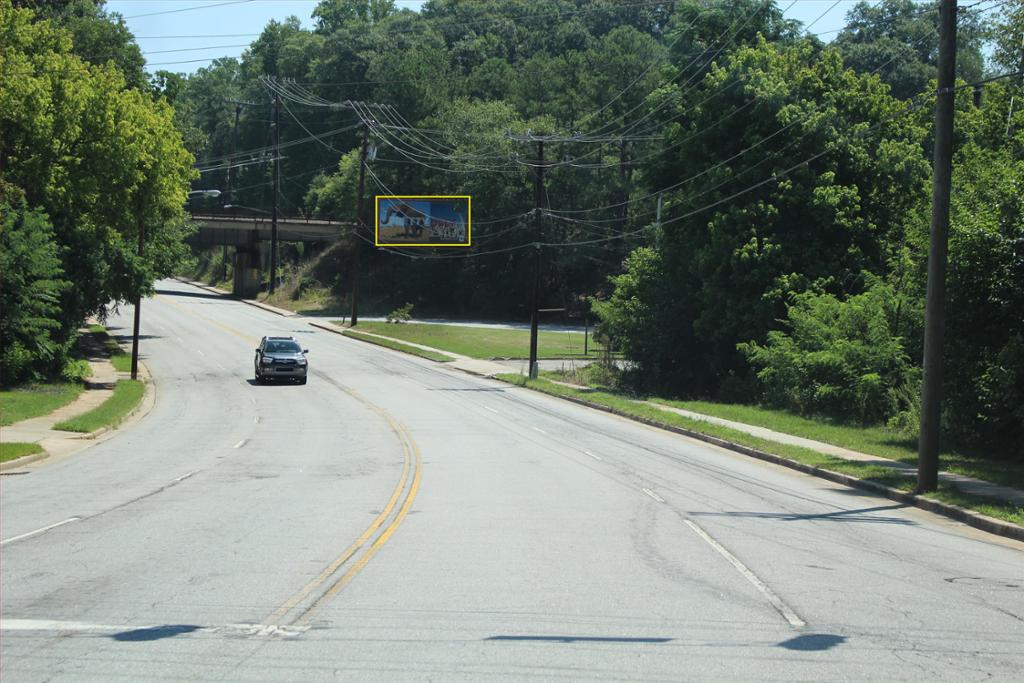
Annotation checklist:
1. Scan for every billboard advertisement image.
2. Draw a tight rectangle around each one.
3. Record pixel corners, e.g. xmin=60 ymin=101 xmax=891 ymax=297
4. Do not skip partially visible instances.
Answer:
xmin=375 ymin=195 xmax=471 ymax=247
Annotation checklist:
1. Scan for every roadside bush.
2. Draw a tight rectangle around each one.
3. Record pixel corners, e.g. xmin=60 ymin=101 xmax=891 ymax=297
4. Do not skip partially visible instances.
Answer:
xmin=740 ymin=279 xmax=913 ymax=423
xmin=0 ymin=199 xmax=71 ymax=385
xmin=386 ymin=303 xmax=414 ymax=323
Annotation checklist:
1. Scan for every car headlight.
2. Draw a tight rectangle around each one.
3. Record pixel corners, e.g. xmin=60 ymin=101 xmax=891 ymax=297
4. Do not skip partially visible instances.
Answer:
xmin=298 ymin=359 xmax=307 ymax=365
xmin=261 ymin=357 xmax=273 ymax=365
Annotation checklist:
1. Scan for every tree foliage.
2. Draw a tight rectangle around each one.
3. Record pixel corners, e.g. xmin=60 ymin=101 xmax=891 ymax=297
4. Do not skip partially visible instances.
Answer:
xmin=0 ymin=0 xmax=195 ymax=371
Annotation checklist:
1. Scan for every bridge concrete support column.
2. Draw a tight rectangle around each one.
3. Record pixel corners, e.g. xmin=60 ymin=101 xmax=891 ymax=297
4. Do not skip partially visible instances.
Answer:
xmin=233 ymin=231 xmax=261 ymax=298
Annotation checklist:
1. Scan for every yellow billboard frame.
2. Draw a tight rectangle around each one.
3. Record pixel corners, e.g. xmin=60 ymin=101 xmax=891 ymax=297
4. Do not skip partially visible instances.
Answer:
xmin=374 ymin=195 xmax=472 ymax=247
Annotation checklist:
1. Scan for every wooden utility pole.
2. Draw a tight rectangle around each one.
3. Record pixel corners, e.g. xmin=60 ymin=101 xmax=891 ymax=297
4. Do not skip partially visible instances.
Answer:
xmin=269 ymin=94 xmax=281 ymax=293
xmin=130 ymin=216 xmax=145 ymax=380
xmin=917 ymin=0 xmax=957 ymax=493
xmin=350 ymin=127 xmax=370 ymax=327
xmin=529 ymin=140 xmax=545 ymax=379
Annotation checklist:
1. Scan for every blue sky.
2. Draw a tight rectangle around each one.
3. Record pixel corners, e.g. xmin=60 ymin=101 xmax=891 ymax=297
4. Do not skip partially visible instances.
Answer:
xmin=106 ymin=1 xmax=867 ymax=75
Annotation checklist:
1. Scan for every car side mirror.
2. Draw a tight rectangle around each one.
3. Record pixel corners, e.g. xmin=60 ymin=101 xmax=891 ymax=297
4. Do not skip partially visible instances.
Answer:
xmin=255 ymin=348 xmax=260 ymax=353
xmin=303 ymin=349 xmax=309 ymax=354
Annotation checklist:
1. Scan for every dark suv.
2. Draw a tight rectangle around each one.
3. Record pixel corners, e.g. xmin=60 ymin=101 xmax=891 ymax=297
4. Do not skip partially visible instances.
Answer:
xmin=255 ymin=336 xmax=309 ymax=384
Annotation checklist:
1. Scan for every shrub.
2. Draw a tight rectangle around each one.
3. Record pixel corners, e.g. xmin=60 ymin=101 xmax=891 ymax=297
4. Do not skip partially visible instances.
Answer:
xmin=386 ymin=302 xmax=414 ymax=324
xmin=740 ymin=279 xmax=913 ymax=423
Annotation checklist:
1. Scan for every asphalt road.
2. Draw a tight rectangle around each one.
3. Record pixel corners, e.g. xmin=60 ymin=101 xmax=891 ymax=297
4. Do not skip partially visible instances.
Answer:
xmin=2 ymin=279 xmax=1022 ymax=682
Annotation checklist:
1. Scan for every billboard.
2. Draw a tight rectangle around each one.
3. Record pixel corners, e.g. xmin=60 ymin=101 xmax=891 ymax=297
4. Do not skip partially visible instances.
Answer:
xmin=375 ymin=195 xmax=471 ymax=247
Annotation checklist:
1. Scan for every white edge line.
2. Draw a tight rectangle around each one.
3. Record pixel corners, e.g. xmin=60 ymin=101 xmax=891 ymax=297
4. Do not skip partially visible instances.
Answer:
xmin=532 ymin=426 xmax=547 ymax=434
xmin=233 ymin=440 xmax=246 ymax=449
xmin=683 ymin=518 xmax=806 ymax=628
xmin=174 ymin=469 xmax=200 ymax=482
xmin=1 ymin=517 xmax=81 ymax=546
xmin=641 ymin=487 xmax=665 ymax=503
xmin=583 ymin=450 xmax=602 ymax=461
xmin=482 ymin=405 xmax=500 ymax=414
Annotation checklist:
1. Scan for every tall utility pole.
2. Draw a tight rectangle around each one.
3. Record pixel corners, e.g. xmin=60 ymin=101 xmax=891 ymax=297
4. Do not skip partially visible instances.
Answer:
xmin=917 ymin=0 xmax=957 ymax=493
xmin=528 ymin=140 xmax=545 ymax=379
xmin=130 ymin=215 xmax=145 ymax=380
xmin=350 ymin=127 xmax=370 ymax=327
xmin=269 ymin=94 xmax=281 ymax=293
xmin=224 ymin=102 xmax=243 ymax=282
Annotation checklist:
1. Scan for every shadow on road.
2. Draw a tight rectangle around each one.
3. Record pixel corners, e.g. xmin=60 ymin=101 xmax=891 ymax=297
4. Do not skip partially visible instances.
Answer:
xmin=485 ymin=635 xmax=673 ymax=644
xmin=688 ymin=504 xmax=914 ymax=525
xmin=153 ymin=288 xmax=229 ymax=301
xmin=778 ymin=634 xmax=846 ymax=651
xmin=111 ymin=625 xmax=202 ymax=642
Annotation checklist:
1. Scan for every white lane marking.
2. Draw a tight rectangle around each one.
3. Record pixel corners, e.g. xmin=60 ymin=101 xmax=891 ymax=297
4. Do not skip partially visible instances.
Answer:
xmin=254 ymin=416 xmax=261 ymax=424
xmin=233 ymin=440 xmax=247 ymax=449
xmin=196 ymin=349 xmax=206 ymax=357
xmin=482 ymin=405 xmax=500 ymax=414
xmin=176 ymin=336 xmax=184 ymax=343
xmin=532 ymin=426 xmax=547 ymax=434
xmin=683 ymin=519 xmax=806 ymax=628
xmin=174 ymin=470 xmax=199 ymax=483
xmin=641 ymin=487 xmax=664 ymax=503
xmin=583 ymin=450 xmax=602 ymax=461
xmin=1 ymin=619 xmax=121 ymax=632
xmin=216 ymin=362 xmax=227 ymax=371
xmin=0 ymin=518 xmax=81 ymax=546
xmin=0 ymin=619 xmax=308 ymax=638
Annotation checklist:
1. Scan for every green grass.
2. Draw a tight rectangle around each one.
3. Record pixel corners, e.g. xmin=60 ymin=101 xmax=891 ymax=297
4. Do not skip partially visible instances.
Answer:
xmin=0 ymin=383 xmax=84 ymax=426
xmin=53 ymin=380 xmax=145 ymax=433
xmin=87 ymin=324 xmax=131 ymax=372
xmin=0 ymin=442 xmax=44 ymax=463
xmin=496 ymin=374 xmax=1024 ymax=527
xmin=343 ymin=330 xmax=455 ymax=362
xmin=649 ymin=398 xmax=1024 ymax=491
xmin=338 ymin=321 xmax=606 ymax=360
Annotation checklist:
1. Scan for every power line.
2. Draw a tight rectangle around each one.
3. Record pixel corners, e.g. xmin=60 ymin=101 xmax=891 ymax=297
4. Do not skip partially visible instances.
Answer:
xmin=126 ymin=0 xmax=254 ymax=20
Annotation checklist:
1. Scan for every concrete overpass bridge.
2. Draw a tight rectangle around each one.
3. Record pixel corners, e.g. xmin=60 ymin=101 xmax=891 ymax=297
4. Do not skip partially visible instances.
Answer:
xmin=188 ymin=213 xmax=353 ymax=297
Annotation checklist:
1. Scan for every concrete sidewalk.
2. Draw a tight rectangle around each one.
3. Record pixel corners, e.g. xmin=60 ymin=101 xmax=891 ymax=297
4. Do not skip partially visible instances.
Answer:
xmin=1 ymin=337 xmax=151 ymax=469
xmin=643 ymin=401 xmax=1024 ymax=507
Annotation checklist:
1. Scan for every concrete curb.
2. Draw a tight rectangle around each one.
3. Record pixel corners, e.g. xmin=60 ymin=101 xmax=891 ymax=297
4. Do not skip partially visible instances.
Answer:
xmin=71 ymin=356 xmax=157 ymax=441
xmin=2 ymin=362 xmax=157 ymax=473
xmin=497 ymin=379 xmax=1024 ymax=544
xmin=0 ymin=450 xmax=49 ymax=471
xmin=173 ymin=277 xmax=298 ymax=318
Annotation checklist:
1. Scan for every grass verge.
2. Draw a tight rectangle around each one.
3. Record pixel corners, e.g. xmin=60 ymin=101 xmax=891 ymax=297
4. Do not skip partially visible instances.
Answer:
xmin=649 ymin=397 xmax=1024 ymax=491
xmin=338 ymin=321 xmax=606 ymax=360
xmin=0 ymin=383 xmax=84 ymax=426
xmin=496 ymin=374 xmax=1024 ymax=527
xmin=53 ymin=380 xmax=145 ymax=433
xmin=343 ymin=330 xmax=455 ymax=362
xmin=0 ymin=442 xmax=44 ymax=463
xmin=87 ymin=324 xmax=131 ymax=372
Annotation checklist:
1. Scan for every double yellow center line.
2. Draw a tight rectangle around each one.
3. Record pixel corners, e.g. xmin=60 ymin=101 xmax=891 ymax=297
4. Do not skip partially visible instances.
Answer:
xmin=156 ymin=291 xmax=423 ymax=625
xmin=264 ymin=379 xmax=422 ymax=626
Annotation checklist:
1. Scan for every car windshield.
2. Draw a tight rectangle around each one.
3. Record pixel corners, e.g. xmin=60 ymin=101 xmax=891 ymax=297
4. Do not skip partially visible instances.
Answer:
xmin=266 ymin=341 xmax=301 ymax=353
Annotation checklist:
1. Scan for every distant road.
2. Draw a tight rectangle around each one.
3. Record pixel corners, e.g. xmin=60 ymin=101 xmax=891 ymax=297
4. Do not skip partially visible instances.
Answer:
xmin=2 ymin=279 xmax=1021 ymax=681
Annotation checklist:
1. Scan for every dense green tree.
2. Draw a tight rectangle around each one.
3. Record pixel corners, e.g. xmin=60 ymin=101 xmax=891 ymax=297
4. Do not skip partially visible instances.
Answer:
xmin=834 ymin=0 xmax=987 ymax=100
xmin=16 ymin=0 xmax=146 ymax=90
xmin=598 ymin=39 xmax=929 ymax=396
xmin=0 ymin=195 xmax=70 ymax=384
xmin=0 ymin=1 xmax=196 ymax=343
